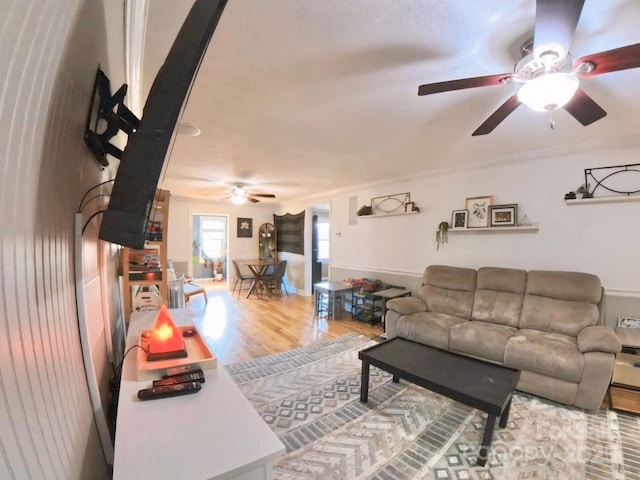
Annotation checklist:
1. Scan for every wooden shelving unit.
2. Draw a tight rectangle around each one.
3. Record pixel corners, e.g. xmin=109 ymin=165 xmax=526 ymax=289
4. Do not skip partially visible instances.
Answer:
xmin=121 ymin=189 xmax=170 ymax=322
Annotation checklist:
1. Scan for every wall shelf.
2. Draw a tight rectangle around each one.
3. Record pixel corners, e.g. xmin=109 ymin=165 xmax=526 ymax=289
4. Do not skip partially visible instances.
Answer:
xmin=450 ymin=224 xmax=539 ymax=233
xmin=565 ymin=195 xmax=640 ymax=205
xmin=359 ymin=211 xmax=418 ymax=219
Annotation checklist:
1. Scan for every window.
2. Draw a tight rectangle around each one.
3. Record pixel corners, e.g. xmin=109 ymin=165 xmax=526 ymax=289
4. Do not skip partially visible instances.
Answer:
xmin=317 ymin=221 xmax=329 ymax=260
xmin=197 ymin=216 xmax=227 ymax=261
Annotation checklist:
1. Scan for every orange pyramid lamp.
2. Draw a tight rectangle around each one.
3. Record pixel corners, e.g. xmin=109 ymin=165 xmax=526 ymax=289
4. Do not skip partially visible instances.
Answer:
xmin=146 ymin=305 xmax=188 ymax=361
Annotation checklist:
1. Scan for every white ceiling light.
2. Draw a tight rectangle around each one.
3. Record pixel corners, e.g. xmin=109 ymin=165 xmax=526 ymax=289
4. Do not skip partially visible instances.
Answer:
xmin=230 ymin=195 xmax=247 ymax=205
xmin=230 ymin=185 xmax=248 ymax=204
xmin=517 ymin=73 xmax=579 ymax=112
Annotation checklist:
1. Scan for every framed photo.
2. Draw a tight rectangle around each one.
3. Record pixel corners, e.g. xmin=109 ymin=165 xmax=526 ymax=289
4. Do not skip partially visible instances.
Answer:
xmin=237 ymin=217 xmax=253 ymax=238
xmin=617 ymin=316 xmax=640 ymax=328
xmin=489 ymin=204 xmax=518 ymax=227
xmin=465 ymin=195 xmax=493 ymax=228
xmin=405 ymin=201 xmax=415 ymax=212
xmin=451 ymin=209 xmax=468 ymax=228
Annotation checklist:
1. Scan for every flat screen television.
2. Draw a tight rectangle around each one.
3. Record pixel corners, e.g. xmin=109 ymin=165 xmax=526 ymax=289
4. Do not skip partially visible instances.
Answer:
xmin=99 ymin=0 xmax=228 ymax=249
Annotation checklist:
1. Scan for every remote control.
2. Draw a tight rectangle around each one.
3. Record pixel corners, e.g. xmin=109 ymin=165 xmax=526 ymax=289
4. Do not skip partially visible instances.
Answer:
xmin=153 ymin=371 xmax=205 ymax=387
xmin=137 ymin=381 xmax=201 ymax=401
xmin=163 ymin=366 xmax=204 ymax=378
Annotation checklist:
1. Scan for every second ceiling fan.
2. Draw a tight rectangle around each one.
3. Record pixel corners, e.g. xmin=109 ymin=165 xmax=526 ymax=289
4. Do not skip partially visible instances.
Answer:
xmin=228 ymin=184 xmax=276 ymax=204
xmin=418 ymin=0 xmax=640 ymax=136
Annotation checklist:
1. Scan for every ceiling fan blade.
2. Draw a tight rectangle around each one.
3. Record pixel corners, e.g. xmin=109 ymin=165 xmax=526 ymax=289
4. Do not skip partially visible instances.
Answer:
xmin=418 ymin=73 xmax=513 ymax=96
xmin=534 ymin=0 xmax=584 ymax=58
xmin=472 ymin=95 xmax=521 ymax=136
xmin=563 ymin=89 xmax=607 ymax=126
xmin=574 ymin=43 xmax=640 ymax=77
xmin=247 ymin=196 xmax=260 ymax=203
xmin=250 ymin=193 xmax=276 ymax=198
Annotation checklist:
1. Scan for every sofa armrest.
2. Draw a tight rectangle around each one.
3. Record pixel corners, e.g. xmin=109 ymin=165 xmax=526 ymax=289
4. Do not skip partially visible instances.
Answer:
xmin=386 ymin=297 xmax=427 ymax=316
xmin=577 ymin=326 xmax=622 ymax=354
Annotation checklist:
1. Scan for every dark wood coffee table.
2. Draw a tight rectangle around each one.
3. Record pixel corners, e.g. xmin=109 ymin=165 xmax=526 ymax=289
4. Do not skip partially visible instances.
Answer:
xmin=359 ymin=338 xmax=520 ymax=467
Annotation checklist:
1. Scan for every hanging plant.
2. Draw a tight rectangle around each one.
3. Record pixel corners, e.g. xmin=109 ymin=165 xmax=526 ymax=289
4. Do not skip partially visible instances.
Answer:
xmin=436 ymin=221 xmax=449 ymax=251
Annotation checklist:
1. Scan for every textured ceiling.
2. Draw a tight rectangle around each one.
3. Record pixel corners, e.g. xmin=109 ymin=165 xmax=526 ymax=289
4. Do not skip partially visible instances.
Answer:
xmin=141 ymin=0 xmax=640 ymax=203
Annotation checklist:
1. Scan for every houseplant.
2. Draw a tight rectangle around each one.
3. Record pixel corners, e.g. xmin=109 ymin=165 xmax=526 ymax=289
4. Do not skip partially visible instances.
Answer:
xmin=436 ymin=221 xmax=449 ymax=250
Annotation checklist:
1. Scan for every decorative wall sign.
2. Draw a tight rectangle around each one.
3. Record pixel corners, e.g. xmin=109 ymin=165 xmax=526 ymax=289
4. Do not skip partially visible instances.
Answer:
xmin=465 ymin=195 xmax=493 ymax=228
xmin=371 ymin=193 xmax=411 ymax=214
xmin=237 ymin=217 xmax=253 ymax=238
xmin=582 ymin=163 xmax=640 ymax=197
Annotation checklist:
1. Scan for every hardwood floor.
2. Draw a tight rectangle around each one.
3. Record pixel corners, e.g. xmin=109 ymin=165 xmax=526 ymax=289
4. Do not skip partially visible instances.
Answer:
xmin=184 ymin=280 xmax=383 ymax=364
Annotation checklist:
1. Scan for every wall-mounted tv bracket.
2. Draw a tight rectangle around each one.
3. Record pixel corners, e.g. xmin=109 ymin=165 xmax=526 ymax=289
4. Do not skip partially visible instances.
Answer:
xmin=84 ymin=67 xmax=140 ymax=170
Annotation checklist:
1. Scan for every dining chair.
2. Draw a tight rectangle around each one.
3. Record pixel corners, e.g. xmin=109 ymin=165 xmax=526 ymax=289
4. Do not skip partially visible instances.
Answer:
xmin=231 ymin=260 xmax=254 ymax=298
xmin=265 ymin=260 xmax=288 ymax=296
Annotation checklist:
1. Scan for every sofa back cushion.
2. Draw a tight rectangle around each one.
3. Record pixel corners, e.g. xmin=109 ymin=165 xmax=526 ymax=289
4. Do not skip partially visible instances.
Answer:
xmin=471 ymin=267 xmax=527 ymax=327
xmin=520 ymin=270 xmax=602 ymax=336
xmin=419 ymin=265 xmax=476 ymax=319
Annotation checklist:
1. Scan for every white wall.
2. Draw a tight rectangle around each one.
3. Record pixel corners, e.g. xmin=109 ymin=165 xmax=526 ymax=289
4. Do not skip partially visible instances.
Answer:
xmin=329 ymin=144 xmax=640 ymax=295
xmin=0 ymin=0 xmax=123 ymax=478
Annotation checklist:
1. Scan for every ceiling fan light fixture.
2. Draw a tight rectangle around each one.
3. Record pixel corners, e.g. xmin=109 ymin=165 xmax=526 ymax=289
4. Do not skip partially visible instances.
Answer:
xmin=517 ymin=73 xmax=579 ymax=112
xmin=230 ymin=195 xmax=247 ymax=205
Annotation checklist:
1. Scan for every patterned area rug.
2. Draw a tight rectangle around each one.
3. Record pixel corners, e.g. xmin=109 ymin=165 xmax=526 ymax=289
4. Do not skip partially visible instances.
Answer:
xmin=225 ymin=334 xmax=640 ymax=480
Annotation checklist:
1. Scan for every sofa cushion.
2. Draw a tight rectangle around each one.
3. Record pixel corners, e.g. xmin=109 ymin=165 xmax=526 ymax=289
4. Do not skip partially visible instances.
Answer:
xmin=386 ymin=297 xmax=427 ymax=316
xmin=471 ymin=267 xmax=527 ymax=327
xmin=526 ymin=270 xmax=602 ymax=303
xmin=396 ymin=311 xmax=467 ymax=350
xmin=504 ymin=329 xmax=584 ymax=382
xmin=418 ymin=265 xmax=476 ymax=319
xmin=449 ymin=321 xmax=517 ymax=363
xmin=477 ymin=267 xmax=528 ymax=294
xmin=520 ymin=269 xmax=602 ymax=337
xmin=520 ymin=295 xmax=600 ymax=337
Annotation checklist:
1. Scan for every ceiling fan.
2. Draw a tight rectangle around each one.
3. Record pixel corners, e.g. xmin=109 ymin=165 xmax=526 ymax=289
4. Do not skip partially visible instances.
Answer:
xmin=226 ymin=184 xmax=276 ymax=204
xmin=417 ymin=0 xmax=640 ymax=136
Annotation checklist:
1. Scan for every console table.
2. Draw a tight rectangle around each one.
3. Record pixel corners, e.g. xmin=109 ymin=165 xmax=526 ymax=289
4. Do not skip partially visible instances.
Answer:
xmin=314 ymin=281 xmax=353 ymax=319
xmin=609 ymin=327 xmax=640 ymax=414
xmin=113 ymin=309 xmax=285 ymax=480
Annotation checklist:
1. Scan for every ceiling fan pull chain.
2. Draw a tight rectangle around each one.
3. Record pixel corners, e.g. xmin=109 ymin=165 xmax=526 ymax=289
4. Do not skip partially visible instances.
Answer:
xmin=549 ymin=111 xmax=556 ymax=130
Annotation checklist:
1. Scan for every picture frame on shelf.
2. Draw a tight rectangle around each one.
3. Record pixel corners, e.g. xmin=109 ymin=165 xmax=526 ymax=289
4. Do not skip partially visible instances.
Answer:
xmin=237 ymin=217 xmax=253 ymax=238
xmin=465 ymin=195 xmax=493 ymax=228
xmin=451 ymin=209 xmax=468 ymax=228
xmin=405 ymin=201 xmax=415 ymax=212
xmin=489 ymin=204 xmax=518 ymax=227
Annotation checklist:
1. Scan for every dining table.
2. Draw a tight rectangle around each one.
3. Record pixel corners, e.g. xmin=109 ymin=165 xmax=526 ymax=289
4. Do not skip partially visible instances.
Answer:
xmin=236 ymin=258 xmax=276 ymax=298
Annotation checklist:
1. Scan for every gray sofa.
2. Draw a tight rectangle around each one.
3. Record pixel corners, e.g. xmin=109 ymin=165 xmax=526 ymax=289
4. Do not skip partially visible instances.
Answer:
xmin=385 ymin=265 xmax=621 ymax=411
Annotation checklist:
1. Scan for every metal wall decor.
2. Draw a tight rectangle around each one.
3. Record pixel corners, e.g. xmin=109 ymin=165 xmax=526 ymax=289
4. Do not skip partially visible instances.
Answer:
xmin=371 ymin=193 xmax=411 ymax=214
xmin=583 ymin=163 xmax=640 ymax=197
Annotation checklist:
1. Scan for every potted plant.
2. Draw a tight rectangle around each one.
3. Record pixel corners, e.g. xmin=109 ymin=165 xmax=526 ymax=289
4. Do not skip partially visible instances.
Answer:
xmin=357 ymin=205 xmax=372 ymax=216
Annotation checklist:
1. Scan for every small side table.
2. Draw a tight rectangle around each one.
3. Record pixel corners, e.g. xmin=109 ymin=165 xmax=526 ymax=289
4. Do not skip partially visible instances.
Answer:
xmin=609 ymin=327 xmax=640 ymax=414
xmin=373 ymin=288 xmax=411 ymax=332
xmin=314 ymin=281 xmax=353 ymax=320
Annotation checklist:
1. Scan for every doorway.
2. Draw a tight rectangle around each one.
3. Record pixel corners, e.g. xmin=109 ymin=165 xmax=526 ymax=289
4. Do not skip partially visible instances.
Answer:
xmin=311 ymin=209 xmax=330 ymax=287
xmin=193 ymin=214 xmax=228 ymax=280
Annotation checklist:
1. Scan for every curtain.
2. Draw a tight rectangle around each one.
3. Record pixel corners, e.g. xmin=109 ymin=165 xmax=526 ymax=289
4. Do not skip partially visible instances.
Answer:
xmin=273 ymin=211 xmax=305 ymax=255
